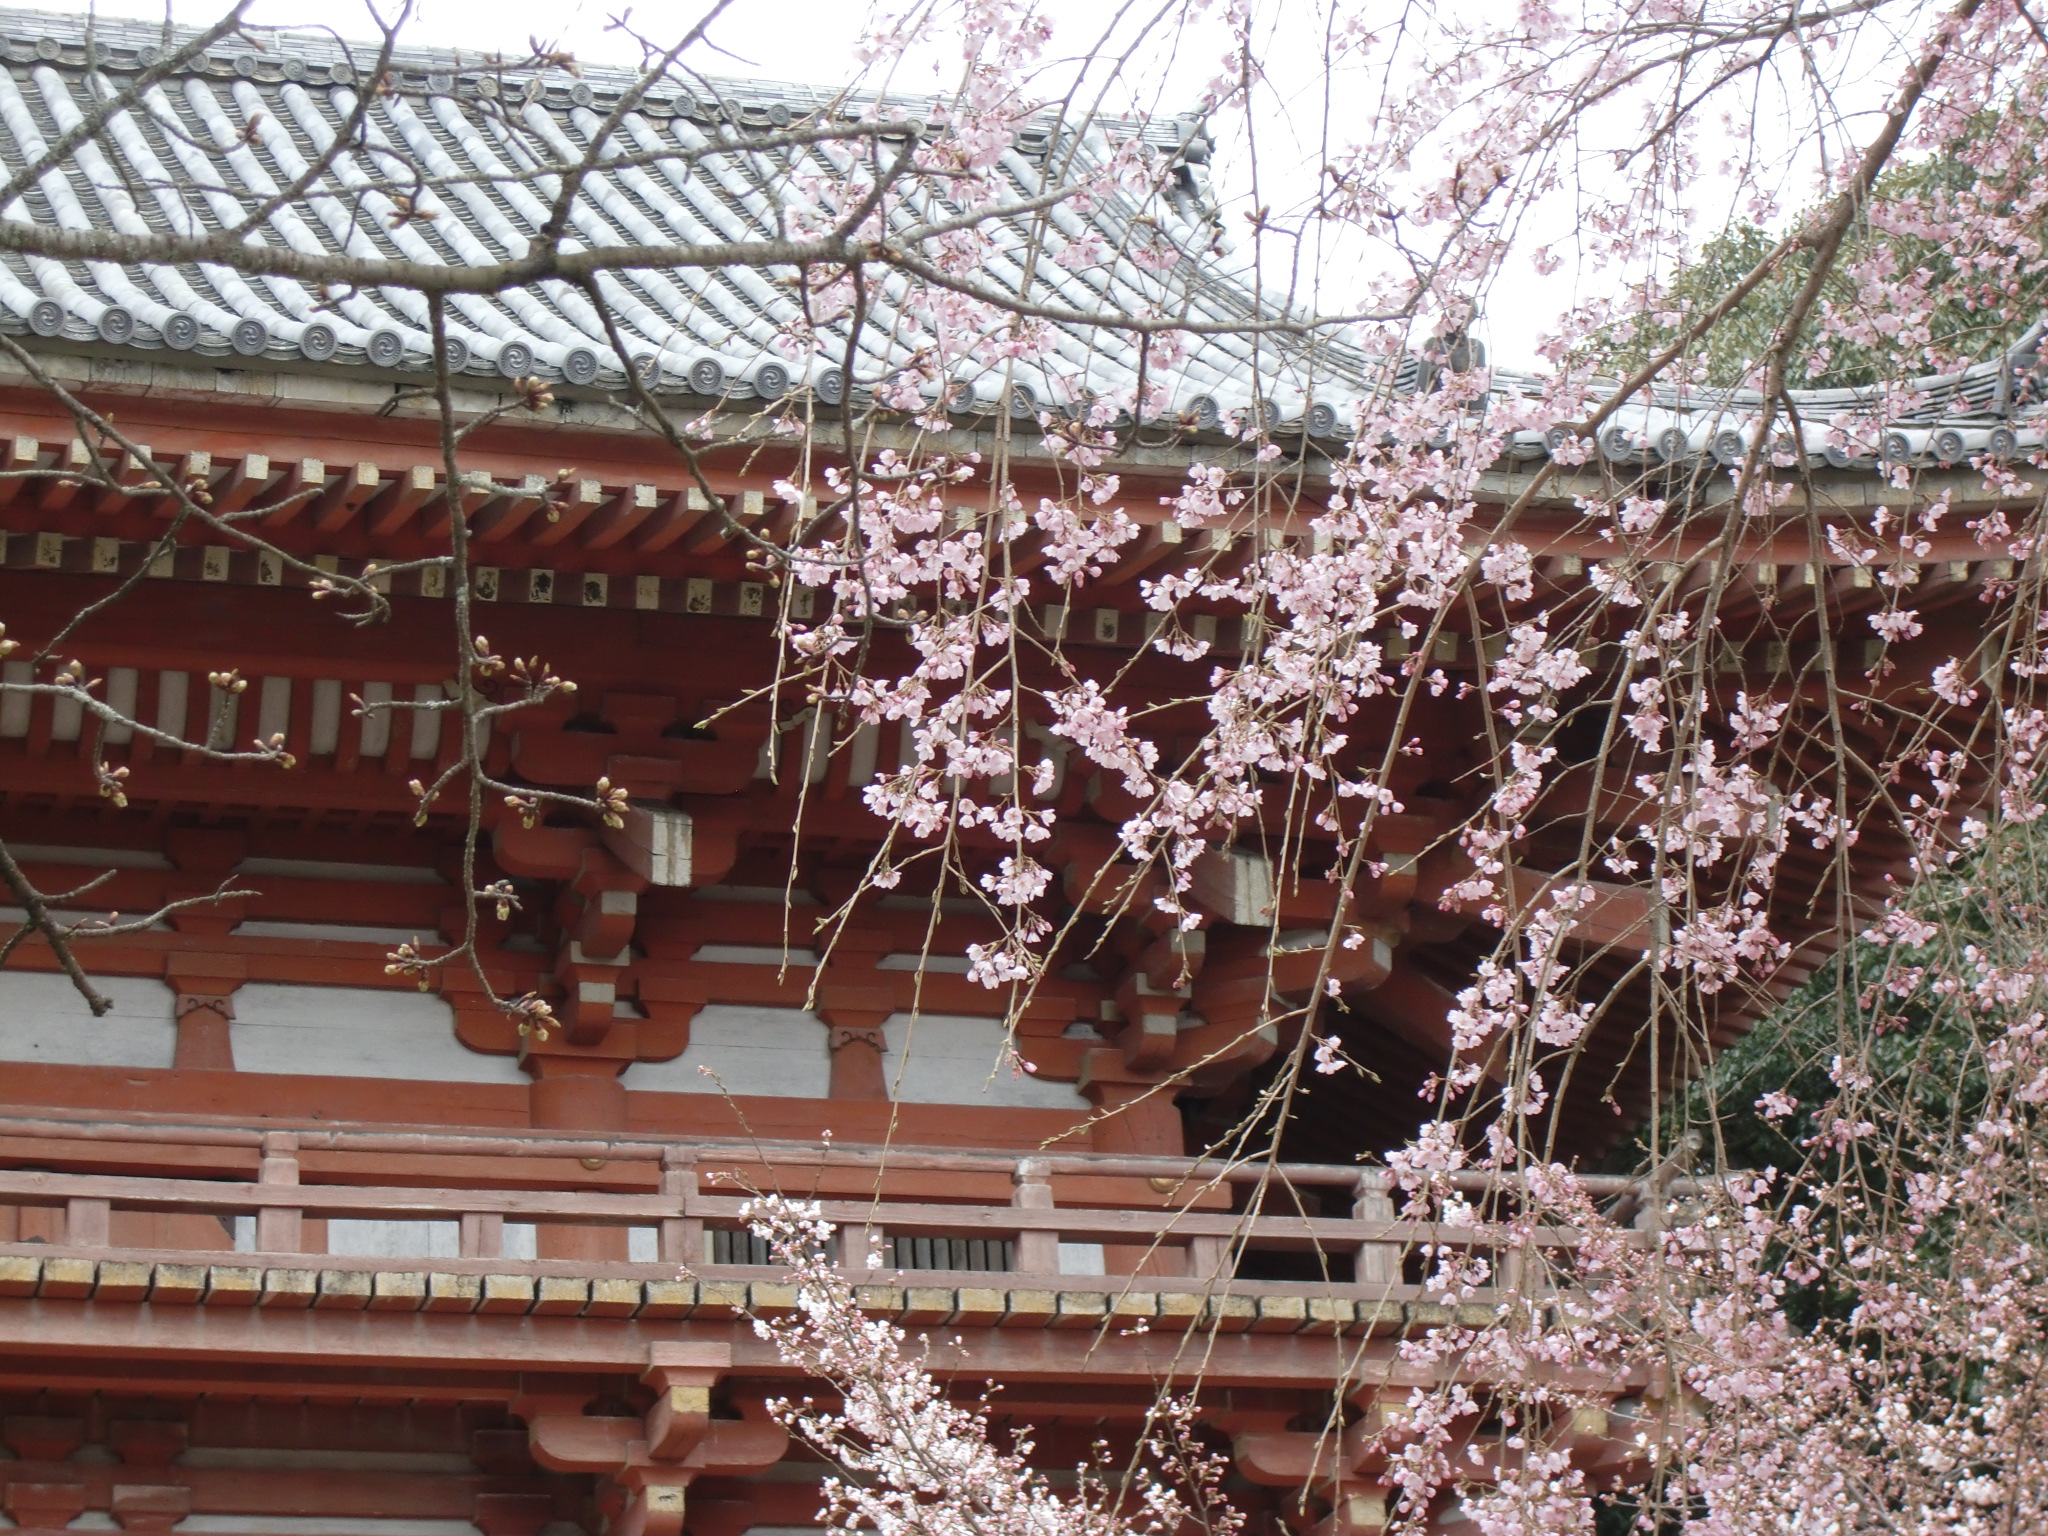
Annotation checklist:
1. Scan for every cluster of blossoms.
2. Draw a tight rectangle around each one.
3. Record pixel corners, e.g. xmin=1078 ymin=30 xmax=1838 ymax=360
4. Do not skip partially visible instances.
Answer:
xmin=741 ymin=1197 xmax=1242 ymax=1536
xmin=706 ymin=0 xmax=2048 ymax=1528
xmin=15 ymin=0 xmax=2048 ymax=1527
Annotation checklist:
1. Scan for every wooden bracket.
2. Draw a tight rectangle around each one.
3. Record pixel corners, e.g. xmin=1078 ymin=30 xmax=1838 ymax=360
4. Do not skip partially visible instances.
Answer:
xmin=642 ymin=1340 xmax=728 ymax=1462
xmin=109 ymin=1484 xmax=192 ymax=1534
xmin=609 ymin=1485 xmax=687 ymax=1536
xmin=4 ymin=1482 xmax=89 ymax=1529
xmin=472 ymin=1493 xmax=553 ymax=1536
xmin=826 ymin=1024 xmax=885 ymax=1053
xmin=171 ymin=993 xmax=235 ymax=1071
xmin=107 ymin=1421 xmax=187 ymax=1467
xmin=2 ymin=1416 xmax=85 ymax=1460
xmin=1313 ymin=1485 xmax=1390 ymax=1536
xmin=825 ymin=1022 xmax=888 ymax=1101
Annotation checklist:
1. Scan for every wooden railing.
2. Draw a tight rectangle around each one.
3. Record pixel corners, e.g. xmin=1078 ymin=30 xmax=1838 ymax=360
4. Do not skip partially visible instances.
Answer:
xmin=0 ymin=1110 xmax=1677 ymax=1297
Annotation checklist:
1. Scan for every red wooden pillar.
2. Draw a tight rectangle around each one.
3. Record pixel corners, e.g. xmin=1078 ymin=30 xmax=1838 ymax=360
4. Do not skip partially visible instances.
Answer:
xmin=818 ymin=972 xmax=894 ymax=1101
xmin=525 ymin=1053 xmax=631 ymax=1263
xmin=524 ymin=854 xmax=647 ymax=1262
xmin=1076 ymin=1048 xmax=1185 ymax=1276
xmin=172 ymin=993 xmax=236 ymax=1070
xmin=164 ymin=823 xmax=248 ymax=1070
xmin=528 ymin=1059 xmax=630 ymax=1131
xmin=1076 ymin=1048 xmax=1183 ymax=1154
xmin=824 ymin=1024 xmax=888 ymax=1100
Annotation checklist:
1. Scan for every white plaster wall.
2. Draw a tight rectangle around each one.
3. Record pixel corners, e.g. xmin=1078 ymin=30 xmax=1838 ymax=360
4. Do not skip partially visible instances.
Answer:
xmin=626 ymin=1007 xmax=1088 ymax=1111
xmin=626 ymin=1004 xmax=831 ymax=1098
xmin=316 ymin=1221 xmax=659 ymax=1262
xmin=0 ymin=971 xmax=175 ymax=1067
xmin=229 ymin=984 xmax=527 ymax=1084
xmin=1058 ymin=1243 xmax=1108 ymax=1274
xmin=236 ymin=1218 xmax=559 ymax=1260
xmin=236 ymin=921 xmax=430 ymax=944
xmin=880 ymin=1013 xmax=1088 ymax=1111
xmin=325 ymin=1219 xmax=461 ymax=1259
xmin=177 ymin=1521 xmax=484 ymax=1536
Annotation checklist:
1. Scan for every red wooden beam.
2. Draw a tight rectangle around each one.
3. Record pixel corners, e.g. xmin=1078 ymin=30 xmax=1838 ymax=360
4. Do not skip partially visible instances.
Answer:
xmin=0 ymin=1299 xmax=1450 ymax=1386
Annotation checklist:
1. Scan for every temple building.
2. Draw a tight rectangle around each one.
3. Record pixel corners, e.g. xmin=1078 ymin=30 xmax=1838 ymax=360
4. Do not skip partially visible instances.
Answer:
xmin=0 ymin=8 xmax=2020 ymax=1535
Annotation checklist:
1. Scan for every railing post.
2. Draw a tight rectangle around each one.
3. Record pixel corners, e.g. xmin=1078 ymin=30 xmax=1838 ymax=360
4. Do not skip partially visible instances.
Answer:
xmin=461 ymin=1213 xmax=505 ymax=1259
xmin=64 ymin=1197 xmax=110 ymax=1248
xmin=841 ymin=1218 xmax=887 ymax=1273
xmin=1353 ymin=1171 xmax=1400 ymax=1287
xmin=254 ymin=1131 xmax=303 ymax=1253
xmin=1499 ymin=1236 xmax=1527 ymax=1297
xmin=658 ymin=1147 xmax=703 ymax=1265
xmin=1186 ymin=1234 xmax=1231 ymax=1280
xmin=1633 ymin=1176 xmax=1665 ymax=1233
xmin=1499 ymin=1178 xmax=1529 ymax=1296
xmin=1011 ymin=1157 xmax=1058 ymax=1274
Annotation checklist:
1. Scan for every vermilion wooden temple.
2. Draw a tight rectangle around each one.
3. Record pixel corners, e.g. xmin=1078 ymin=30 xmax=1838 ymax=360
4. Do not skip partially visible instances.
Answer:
xmin=0 ymin=8 xmax=2021 ymax=1536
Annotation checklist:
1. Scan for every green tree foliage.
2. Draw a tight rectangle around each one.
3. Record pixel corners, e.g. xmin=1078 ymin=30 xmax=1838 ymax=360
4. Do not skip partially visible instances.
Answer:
xmin=1674 ymin=813 xmax=2048 ymax=1321
xmin=1591 ymin=127 xmax=2048 ymax=389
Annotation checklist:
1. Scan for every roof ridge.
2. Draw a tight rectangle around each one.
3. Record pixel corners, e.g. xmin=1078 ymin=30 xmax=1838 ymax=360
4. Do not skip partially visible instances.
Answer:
xmin=0 ymin=5 xmax=1201 ymax=144
xmin=0 ymin=3 xmax=2035 ymax=471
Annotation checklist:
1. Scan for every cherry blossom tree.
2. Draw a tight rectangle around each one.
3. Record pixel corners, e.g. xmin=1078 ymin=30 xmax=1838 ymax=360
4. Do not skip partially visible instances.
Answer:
xmin=7 ymin=0 xmax=2048 ymax=1530
xmin=742 ymin=1196 xmax=1244 ymax=1536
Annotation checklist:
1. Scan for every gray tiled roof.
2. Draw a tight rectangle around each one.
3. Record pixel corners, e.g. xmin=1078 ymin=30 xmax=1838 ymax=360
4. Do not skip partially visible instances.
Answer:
xmin=0 ymin=5 xmax=2037 ymax=470
xmin=0 ymin=6 xmax=1391 ymax=426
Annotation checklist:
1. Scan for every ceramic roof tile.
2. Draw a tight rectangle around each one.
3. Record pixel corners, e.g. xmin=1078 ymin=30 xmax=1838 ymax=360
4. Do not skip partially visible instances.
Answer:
xmin=0 ymin=5 xmax=2035 ymax=468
